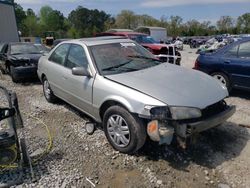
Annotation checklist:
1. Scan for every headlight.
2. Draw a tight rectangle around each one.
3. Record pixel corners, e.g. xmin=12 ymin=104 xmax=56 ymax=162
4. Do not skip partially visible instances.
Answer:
xmin=169 ymin=106 xmax=201 ymax=120
xmin=144 ymin=105 xmax=170 ymax=119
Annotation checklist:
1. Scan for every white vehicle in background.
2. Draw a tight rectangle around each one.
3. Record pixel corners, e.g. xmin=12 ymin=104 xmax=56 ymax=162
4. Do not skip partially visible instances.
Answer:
xmin=173 ymin=39 xmax=184 ymax=51
xmin=135 ymin=26 xmax=167 ymax=43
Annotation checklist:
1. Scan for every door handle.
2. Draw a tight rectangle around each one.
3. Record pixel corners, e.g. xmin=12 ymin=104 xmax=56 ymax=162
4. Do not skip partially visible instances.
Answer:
xmin=62 ymin=76 xmax=68 ymax=80
xmin=224 ymin=60 xmax=231 ymax=64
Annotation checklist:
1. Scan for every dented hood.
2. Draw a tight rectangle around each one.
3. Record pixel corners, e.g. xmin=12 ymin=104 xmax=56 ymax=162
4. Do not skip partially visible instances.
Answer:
xmin=105 ymin=63 xmax=228 ymax=109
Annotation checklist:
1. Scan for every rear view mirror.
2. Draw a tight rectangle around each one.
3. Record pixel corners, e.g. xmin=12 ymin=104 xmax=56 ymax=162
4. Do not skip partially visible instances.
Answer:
xmin=72 ymin=67 xmax=91 ymax=77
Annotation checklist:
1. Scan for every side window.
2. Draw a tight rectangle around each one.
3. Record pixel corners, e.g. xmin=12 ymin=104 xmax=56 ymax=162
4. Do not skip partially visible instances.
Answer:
xmin=49 ymin=44 xmax=70 ymax=65
xmin=66 ymin=44 xmax=88 ymax=69
xmin=238 ymin=42 xmax=250 ymax=59
xmin=224 ymin=45 xmax=238 ymax=58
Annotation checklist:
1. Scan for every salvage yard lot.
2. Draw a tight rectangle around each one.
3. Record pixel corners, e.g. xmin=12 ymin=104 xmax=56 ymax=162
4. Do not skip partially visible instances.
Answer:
xmin=0 ymin=45 xmax=250 ymax=188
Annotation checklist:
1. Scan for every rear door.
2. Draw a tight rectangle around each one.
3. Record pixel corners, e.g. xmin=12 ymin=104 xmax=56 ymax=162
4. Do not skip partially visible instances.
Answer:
xmin=45 ymin=43 xmax=71 ymax=100
xmin=63 ymin=44 xmax=94 ymax=115
xmin=222 ymin=41 xmax=250 ymax=89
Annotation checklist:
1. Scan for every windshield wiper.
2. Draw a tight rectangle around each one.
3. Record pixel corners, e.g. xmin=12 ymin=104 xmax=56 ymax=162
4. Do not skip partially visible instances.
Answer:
xmin=102 ymin=60 xmax=133 ymax=71
xmin=128 ymin=55 xmax=161 ymax=62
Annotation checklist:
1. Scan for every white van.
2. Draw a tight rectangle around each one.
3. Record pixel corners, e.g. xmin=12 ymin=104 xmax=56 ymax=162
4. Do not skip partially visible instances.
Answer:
xmin=135 ymin=26 xmax=167 ymax=43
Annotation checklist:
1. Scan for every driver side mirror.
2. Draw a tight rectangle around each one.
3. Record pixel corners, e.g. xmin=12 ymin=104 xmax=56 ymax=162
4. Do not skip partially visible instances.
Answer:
xmin=0 ymin=108 xmax=15 ymax=121
xmin=72 ymin=67 xmax=91 ymax=77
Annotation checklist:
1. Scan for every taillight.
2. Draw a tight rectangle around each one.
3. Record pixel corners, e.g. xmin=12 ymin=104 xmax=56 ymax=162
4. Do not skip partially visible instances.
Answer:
xmin=193 ymin=59 xmax=200 ymax=69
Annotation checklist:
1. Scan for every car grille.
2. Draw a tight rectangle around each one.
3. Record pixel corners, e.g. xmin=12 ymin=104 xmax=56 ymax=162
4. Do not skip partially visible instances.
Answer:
xmin=201 ymin=100 xmax=227 ymax=119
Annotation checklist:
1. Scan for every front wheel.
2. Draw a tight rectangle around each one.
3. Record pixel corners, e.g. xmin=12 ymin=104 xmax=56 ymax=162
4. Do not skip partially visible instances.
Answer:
xmin=103 ymin=106 xmax=146 ymax=154
xmin=10 ymin=66 xmax=18 ymax=83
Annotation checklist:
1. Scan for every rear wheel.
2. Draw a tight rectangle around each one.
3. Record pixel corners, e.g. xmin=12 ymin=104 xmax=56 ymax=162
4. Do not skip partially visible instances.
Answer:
xmin=103 ymin=106 xmax=146 ymax=154
xmin=211 ymin=72 xmax=231 ymax=91
xmin=42 ymin=76 xmax=57 ymax=103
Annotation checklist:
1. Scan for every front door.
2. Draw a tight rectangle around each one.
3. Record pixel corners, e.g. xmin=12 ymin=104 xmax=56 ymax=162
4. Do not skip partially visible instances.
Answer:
xmin=63 ymin=44 xmax=94 ymax=115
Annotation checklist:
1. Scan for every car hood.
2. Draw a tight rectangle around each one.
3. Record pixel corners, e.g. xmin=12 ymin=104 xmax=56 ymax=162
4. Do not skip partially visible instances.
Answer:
xmin=10 ymin=53 xmax=42 ymax=63
xmin=105 ymin=63 xmax=228 ymax=109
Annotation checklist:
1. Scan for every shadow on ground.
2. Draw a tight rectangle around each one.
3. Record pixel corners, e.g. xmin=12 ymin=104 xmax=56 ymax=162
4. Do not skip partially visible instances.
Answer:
xmin=230 ymin=89 xmax=250 ymax=100
xmin=137 ymin=122 xmax=249 ymax=171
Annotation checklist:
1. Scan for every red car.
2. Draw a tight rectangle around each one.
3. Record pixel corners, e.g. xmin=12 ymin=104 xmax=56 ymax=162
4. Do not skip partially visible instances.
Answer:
xmin=95 ymin=31 xmax=181 ymax=65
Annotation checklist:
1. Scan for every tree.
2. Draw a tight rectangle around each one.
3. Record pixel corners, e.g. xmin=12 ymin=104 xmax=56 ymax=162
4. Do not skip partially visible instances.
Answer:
xmin=14 ymin=3 xmax=26 ymax=33
xmin=237 ymin=13 xmax=250 ymax=33
xmin=115 ymin=10 xmax=136 ymax=29
xmin=68 ymin=6 xmax=111 ymax=37
xmin=168 ymin=16 xmax=183 ymax=36
xmin=217 ymin=16 xmax=234 ymax=34
xmin=23 ymin=11 xmax=39 ymax=36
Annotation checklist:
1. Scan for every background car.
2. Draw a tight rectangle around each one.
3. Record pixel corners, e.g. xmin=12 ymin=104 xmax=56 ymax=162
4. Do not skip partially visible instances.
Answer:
xmin=0 ymin=42 xmax=46 ymax=82
xmin=193 ymin=38 xmax=250 ymax=91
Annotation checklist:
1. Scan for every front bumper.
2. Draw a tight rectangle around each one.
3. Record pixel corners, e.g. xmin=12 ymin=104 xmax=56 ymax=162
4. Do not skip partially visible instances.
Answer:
xmin=146 ymin=105 xmax=236 ymax=145
xmin=175 ymin=105 xmax=236 ymax=138
xmin=12 ymin=66 xmax=38 ymax=79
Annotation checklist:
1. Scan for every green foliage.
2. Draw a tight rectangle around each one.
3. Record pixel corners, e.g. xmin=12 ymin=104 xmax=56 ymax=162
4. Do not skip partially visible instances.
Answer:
xmin=68 ymin=6 xmax=111 ymax=37
xmin=13 ymin=3 xmax=250 ymax=38
xmin=237 ymin=13 xmax=250 ymax=34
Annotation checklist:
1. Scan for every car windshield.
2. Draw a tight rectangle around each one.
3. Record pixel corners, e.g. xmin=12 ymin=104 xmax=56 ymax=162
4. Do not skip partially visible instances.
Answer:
xmin=129 ymin=35 xmax=157 ymax=44
xmin=90 ymin=42 xmax=162 ymax=75
xmin=10 ymin=44 xmax=42 ymax=55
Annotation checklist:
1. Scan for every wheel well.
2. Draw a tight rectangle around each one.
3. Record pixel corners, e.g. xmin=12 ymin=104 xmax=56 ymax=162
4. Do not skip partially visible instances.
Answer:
xmin=5 ymin=61 xmax=10 ymax=70
xmin=41 ymin=74 xmax=46 ymax=82
xmin=99 ymin=100 xmax=130 ymax=120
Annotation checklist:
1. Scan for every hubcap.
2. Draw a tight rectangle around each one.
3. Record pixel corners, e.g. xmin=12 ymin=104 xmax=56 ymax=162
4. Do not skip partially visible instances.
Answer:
xmin=213 ymin=75 xmax=226 ymax=86
xmin=107 ymin=115 xmax=130 ymax=147
xmin=43 ymin=80 xmax=51 ymax=99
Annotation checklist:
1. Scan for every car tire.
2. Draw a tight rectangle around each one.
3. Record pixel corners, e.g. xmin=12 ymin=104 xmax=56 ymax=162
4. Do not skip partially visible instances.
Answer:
xmin=103 ymin=105 xmax=146 ymax=154
xmin=10 ymin=66 xmax=18 ymax=83
xmin=42 ymin=76 xmax=57 ymax=103
xmin=211 ymin=72 xmax=231 ymax=92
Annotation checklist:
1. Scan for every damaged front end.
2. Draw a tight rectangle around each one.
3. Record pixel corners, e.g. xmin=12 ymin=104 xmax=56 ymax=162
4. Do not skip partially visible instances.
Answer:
xmin=143 ymin=100 xmax=236 ymax=148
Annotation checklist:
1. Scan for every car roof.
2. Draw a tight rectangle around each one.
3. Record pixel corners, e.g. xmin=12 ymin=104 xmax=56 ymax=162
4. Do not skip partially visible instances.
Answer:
xmin=106 ymin=29 xmax=133 ymax=32
xmin=9 ymin=42 xmax=35 ymax=45
xmin=135 ymin=26 xmax=166 ymax=30
xmin=96 ymin=31 xmax=148 ymax=37
xmin=63 ymin=37 xmax=135 ymax=46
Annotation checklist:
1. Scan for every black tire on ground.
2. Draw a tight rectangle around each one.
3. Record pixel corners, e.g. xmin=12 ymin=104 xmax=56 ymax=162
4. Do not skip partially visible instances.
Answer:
xmin=10 ymin=66 xmax=18 ymax=83
xmin=0 ymin=67 xmax=7 ymax=74
xmin=42 ymin=76 xmax=57 ymax=103
xmin=211 ymin=72 xmax=232 ymax=92
xmin=103 ymin=105 xmax=147 ymax=154
xmin=20 ymin=138 xmax=29 ymax=166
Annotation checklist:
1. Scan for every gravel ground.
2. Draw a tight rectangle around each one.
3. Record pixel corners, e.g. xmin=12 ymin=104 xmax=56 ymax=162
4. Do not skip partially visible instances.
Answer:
xmin=0 ymin=45 xmax=249 ymax=188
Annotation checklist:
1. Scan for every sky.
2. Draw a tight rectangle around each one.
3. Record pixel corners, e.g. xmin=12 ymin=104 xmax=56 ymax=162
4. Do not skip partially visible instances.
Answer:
xmin=15 ymin=0 xmax=250 ymax=24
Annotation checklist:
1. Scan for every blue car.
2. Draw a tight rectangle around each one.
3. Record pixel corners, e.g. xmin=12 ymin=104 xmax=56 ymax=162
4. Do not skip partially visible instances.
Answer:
xmin=194 ymin=38 xmax=250 ymax=91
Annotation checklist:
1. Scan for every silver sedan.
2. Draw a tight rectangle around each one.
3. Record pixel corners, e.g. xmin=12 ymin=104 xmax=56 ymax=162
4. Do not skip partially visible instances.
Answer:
xmin=37 ymin=37 xmax=235 ymax=154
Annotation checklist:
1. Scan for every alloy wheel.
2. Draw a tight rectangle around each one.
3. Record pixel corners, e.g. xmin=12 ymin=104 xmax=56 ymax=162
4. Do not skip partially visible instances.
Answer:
xmin=107 ymin=115 xmax=130 ymax=147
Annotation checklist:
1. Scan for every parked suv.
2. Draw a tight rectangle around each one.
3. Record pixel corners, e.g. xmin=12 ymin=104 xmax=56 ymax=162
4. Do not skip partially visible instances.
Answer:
xmin=38 ymin=37 xmax=235 ymax=154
